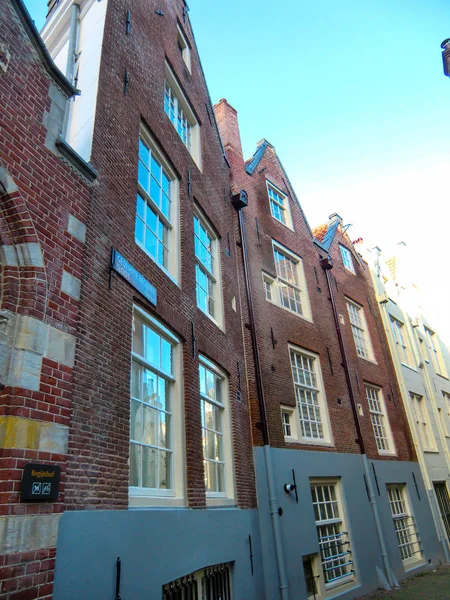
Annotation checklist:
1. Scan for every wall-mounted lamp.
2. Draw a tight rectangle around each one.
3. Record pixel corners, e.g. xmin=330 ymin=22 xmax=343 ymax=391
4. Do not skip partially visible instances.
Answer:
xmin=284 ymin=469 xmax=298 ymax=503
xmin=441 ymin=39 xmax=450 ymax=77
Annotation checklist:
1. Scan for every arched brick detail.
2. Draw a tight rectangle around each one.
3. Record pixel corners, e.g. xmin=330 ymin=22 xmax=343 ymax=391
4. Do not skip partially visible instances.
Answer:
xmin=0 ymin=166 xmax=48 ymax=319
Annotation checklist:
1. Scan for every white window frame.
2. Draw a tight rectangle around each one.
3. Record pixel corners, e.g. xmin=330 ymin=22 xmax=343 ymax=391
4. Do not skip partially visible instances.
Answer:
xmin=390 ymin=316 xmax=414 ymax=367
xmin=263 ymin=241 xmax=312 ymax=321
xmin=387 ymin=484 xmax=423 ymax=569
xmin=365 ymin=384 xmax=396 ymax=456
xmin=424 ymin=327 xmax=447 ymax=376
xmin=441 ymin=392 xmax=450 ymax=439
xmin=194 ymin=206 xmax=224 ymax=329
xmin=199 ymin=355 xmax=234 ymax=503
xmin=177 ymin=23 xmax=191 ymax=72
xmin=288 ymin=346 xmax=333 ymax=446
xmin=410 ymin=392 xmax=436 ymax=452
xmin=310 ymin=479 xmax=357 ymax=594
xmin=346 ymin=298 xmax=375 ymax=361
xmin=280 ymin=406 xmax=298 ymax=441
xmin=339 ymin=245 xmax=355 ymax=274
xmin=136 ymin=127 xmax=180 ymax=283
xmin=129 ymin=306 xmax=185 ymax=506
xmin=164 ymin=62 xmax=201 ymax=168
xmin=266 ymin=181 xmax=293 ymax=229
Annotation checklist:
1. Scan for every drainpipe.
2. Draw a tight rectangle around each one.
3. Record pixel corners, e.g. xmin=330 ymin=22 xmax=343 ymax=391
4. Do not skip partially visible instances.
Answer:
xmin=320 ymin=256 xmax=398 ymax=589
xmin=62 ymin=3 xmax=80 ymax=139
xmin=233 ymin=191 xmax=289 ymax=600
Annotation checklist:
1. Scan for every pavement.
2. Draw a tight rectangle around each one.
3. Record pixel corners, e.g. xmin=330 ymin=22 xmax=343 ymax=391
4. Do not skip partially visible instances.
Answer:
xmin=363 ymin=566 xmax=450 ymax=600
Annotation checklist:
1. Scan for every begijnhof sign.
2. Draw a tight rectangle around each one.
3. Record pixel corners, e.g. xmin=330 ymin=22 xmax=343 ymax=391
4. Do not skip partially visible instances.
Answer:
xmin=21 ymin=463 xmax=61 ymax=501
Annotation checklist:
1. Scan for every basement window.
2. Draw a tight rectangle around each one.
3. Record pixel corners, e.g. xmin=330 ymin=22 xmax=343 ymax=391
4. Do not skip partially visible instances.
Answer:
xmin=162 ymin=563 xmax=232 ymax=599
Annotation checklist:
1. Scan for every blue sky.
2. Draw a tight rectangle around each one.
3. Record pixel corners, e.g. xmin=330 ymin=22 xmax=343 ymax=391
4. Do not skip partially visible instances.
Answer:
xmin=24 ymin=0 xmax=450 ymax=340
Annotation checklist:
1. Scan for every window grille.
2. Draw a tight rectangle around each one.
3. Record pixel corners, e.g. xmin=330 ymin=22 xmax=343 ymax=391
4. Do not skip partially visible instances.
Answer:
xmin=310 ymin=483 xmax=355 ymax=585
xmin=291 ymin=351 xmax=324 ymax=440
xmin=163 ymin=564 xmax=232 ymax=600
xmin=365 ymin=385 xmax=390 ymax=452
xmin=387 ymin=485 xmax=423 ymax=563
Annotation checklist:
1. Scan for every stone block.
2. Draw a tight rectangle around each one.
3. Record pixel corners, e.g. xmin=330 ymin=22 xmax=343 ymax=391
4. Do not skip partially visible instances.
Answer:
xmin=61 ymin=270 xmax=81 ymax=300
xmin=15 ymin=315 xmax=48 ymax=354
xmin=0 ymin=244 xmax=18 ymax=266
xmin=67 ymin=214 xmax=87 ymax=244
xmin=15 ymin=242 xmax=44 ymax=267
xmin=39 ymin=422 xmax=69 ymax=453
xmin=0 ymin=416 xmax=40 ymax=450
xmin=46 ymin=326 xmax=76 ymax=367
xmin=0 ymin=514 xmax=61 ymax=554
xmin=7 ymin=348 xmax=42 ymax=391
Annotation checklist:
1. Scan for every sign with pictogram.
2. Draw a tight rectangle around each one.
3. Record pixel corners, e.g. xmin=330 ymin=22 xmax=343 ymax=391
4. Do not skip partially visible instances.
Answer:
xmin=21 ymin=463 xmax=61 ymax=501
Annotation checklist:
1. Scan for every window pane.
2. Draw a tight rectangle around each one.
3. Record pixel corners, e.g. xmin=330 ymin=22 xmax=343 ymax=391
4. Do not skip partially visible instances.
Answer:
xmin=143 ymin=369 xmax=158 ymax=404
xmin=142 ymin=446 xmax=157 ymax=488
xmin=130 ymin=443 xmax=141 ymax=487
xmin=138 ymin=160 xmax=149 ymax=191
xmin=131 ymin=362 xmax=141 ymax=399
xmin=142 ymin=405 xmax=157 ymax=446
xmin=145 ymin=328 xmax=161 ymax=367
xmin=130 ymin=399 xmax=142 ymax=442
xmin=159 ymin=411 xmax=170 ymax=449
xmin=159 ymin=449 xmax=170 ymax=489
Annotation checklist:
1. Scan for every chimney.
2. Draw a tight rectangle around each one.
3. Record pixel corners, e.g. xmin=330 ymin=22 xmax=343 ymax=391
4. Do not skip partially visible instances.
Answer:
xmin=214 ymin=98 xmax=244 ymax=168
xmin=328 ymin=212 xmax=343 ymax=225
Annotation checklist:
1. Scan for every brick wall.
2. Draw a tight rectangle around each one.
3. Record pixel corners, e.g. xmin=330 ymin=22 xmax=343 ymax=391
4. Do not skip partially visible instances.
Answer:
xmin=216 ymin=99 xmax=416 ymax=462
xmin=0 ymin=1 xmax=91 ymax=597
xmin=63 ymin=0 xmax=256 ymax=512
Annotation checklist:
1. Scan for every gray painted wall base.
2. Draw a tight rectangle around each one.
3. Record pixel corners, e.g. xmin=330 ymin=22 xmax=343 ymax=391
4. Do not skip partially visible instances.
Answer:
xmin=253 ymin=447 xmax=445 ymax=600
xmin=53 ymin=507 xmax=264 ymax=600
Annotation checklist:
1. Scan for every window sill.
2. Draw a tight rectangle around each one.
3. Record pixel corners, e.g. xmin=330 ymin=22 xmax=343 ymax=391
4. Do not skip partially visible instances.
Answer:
xmin=298 ymin=439 xmax=334 ymax=448
xmin=404 ymin=558 xmax=426 ymax=573
xmin=272 ymin=216 xmax=295 ymax=232
xmin=378 ymin=450 xmax=397 ymax=457
xmin=423 ymin=449 xmax=440 ymax=454
xmin=198 ymin=306 xmax=224 ymax=332
xmin=401 ymin=363 xmax=418 ymax=373
xmin=206 ymin=496 xmax=236 ymax=508
xmin=129 ymin=494 xmax=186 ymax=508
xmin=324 ymin=575 xmax=356 ymax=593
xmin=357 ymin=355 xmax=377 ymax=365
xmin=265 ymin=297 xmax=312 ymax=323
xmin=343 ymin=267 xmax=356 ymax=275
xmin=135 ymin=240 xmax=180 ymax=287
xmin=436 ymin=372 xmax=450 ymax=381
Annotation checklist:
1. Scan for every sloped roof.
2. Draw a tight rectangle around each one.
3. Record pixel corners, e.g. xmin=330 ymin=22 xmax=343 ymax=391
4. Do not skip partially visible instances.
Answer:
xmin=312 ymin=220 xmax=340 ymax=251
xmin=245 ymin=140 xmax=271 ymax=175
xmin=312 ymin=224 xmax=328 ymax=243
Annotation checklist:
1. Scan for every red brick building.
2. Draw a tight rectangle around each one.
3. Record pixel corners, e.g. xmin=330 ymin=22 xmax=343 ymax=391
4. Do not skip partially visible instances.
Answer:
xmin=216 ymin=98 xmax=442 ymax=600
xmin=0 ymin=1 xmax=95 ymax=597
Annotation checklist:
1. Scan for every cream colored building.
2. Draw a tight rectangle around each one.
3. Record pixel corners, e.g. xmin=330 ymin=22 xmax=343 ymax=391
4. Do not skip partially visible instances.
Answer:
xmin=361 ymin=241 xmax=450 ymax=560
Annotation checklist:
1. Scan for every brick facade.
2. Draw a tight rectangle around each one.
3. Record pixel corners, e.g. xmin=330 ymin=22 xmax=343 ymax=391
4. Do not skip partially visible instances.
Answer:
xmin=215 ymin=98 xmax=416 ymax=462
xmin=0 ymin=1 xmax=92 ymax=597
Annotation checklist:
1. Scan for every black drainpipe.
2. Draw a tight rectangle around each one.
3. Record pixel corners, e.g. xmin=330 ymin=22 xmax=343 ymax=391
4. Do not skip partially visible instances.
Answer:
xmin=320 ymin=256 xmax=365 ymax=454
xmin=233 ymin=190 xmax=269 ymax=445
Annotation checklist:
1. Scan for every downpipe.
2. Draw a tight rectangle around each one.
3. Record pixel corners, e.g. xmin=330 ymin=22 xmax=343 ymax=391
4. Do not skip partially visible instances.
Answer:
xmin=321 ymin=257 xmax=398 ymax=589
xmin=234 ymin=192 xmax=289 ymax=600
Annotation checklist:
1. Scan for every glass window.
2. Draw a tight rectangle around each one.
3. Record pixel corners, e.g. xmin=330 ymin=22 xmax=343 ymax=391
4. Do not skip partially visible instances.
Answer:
xmin=410 ymin=393 xmax=435 ymax=451
xmin=267 ymin=182 xmax=292 ymax=228
xmin=130 ymin=311 xmax=176 ymax=493
xmin=164 ymin=63 xmax=200 ymax=166
xmin=136 ymin=131 xmax=177 ymax=279
xmin=290 ymin=348 xmax=331 ymax=444
xmin=425 ymin=327 xmax=446 ymax=375
xmin=365 ymin=385 xmax=394 ymax=454
xmin=387 ymin=484 xmax=423 ymax=566
xmin=346 ymin=299 xmax=373 ymax=361
xmin=310 ymin=481 xmax=355 ymax=588
xmin=339 ymin=245 xmax=355 ymax=274
xmin=199 ymin=357 xmax=231 ymax=497
xmin=177 ymin=24 xmax=191 ymax=72
xmin=390 ymin=317 xmax=413 ymax=366
xmin=194 ymin=211 xmax=222 ymax=326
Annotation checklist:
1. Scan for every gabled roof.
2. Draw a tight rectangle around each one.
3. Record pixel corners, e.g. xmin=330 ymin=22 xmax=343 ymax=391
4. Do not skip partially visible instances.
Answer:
xmin=243 ymin=138 xmax=315 ymax=241
xmin=312 ymin=220 xmax=339 ymax=252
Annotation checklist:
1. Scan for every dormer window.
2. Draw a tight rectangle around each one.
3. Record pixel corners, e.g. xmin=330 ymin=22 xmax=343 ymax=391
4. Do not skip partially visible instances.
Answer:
xmin=267 ymin=182 xmax=293 ymax=229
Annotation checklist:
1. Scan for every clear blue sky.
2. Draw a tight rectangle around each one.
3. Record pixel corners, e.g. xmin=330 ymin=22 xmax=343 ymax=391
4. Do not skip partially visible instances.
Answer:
xmin=24 ymin=0 xmax=450 ymax=340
